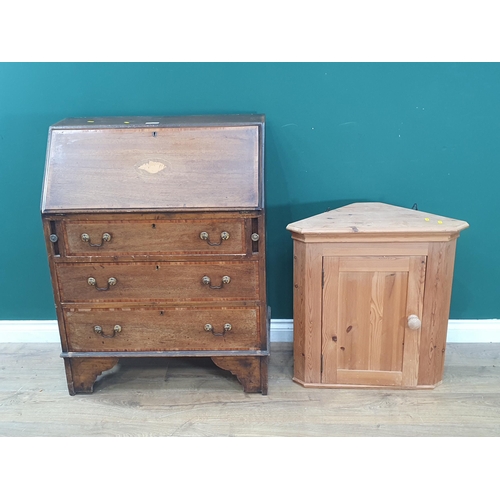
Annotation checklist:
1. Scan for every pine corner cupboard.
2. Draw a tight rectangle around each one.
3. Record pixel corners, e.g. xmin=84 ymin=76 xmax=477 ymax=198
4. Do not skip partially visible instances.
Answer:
xmin=286 ymin=202 xmax=469 ymax=389
xmin=41 ymin=115 xmax=269 ymax=395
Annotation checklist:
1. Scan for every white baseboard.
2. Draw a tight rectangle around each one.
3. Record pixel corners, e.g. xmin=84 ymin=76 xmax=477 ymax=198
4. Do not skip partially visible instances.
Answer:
xmin=0 ymin=321 xmax=62 ymax=343
xmin=0 ymin=319 xmax=499 ymax=343
xmin=270 ymin=319 xmax=500 ymax=343
xmin=268 ymin=319 xmax=294 ymax=343
xmin=446 ymin=319 xmax=500 ymax=342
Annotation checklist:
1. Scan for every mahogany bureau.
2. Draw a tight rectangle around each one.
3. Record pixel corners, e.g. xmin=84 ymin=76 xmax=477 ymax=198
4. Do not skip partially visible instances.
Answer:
xmin=41 ymin=115 xmax=268 ymax=395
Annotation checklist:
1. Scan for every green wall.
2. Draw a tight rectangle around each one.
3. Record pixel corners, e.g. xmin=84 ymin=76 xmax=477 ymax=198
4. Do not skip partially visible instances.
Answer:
xmin=0 ymin=63 xmax=498 ymax=320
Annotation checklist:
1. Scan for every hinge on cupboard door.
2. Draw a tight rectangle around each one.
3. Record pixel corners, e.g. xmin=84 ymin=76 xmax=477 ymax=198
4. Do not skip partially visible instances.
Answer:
xmin=321 ymin=355 xmax=323 ymax=374
xmin=322 ymin=268 xmax=325 ymax=288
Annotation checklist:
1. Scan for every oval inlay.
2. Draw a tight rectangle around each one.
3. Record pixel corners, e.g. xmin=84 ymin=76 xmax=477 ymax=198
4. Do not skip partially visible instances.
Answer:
xmin=138 ymin=161 xmax=166 ymax=174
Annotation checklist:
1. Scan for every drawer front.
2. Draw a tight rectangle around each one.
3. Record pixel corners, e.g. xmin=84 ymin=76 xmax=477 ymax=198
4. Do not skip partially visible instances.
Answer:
xmin=63 ymin=219 xmax=246 ymax=256
xmin=56 ymin=261 xmax=259 ymax=303
xmin=64 ymin=307 xmax=261 ymax=351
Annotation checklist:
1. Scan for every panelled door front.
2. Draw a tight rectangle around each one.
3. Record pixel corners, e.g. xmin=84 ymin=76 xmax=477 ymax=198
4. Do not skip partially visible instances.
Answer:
xmin=321 ymin=255 xmax=426 ymax=387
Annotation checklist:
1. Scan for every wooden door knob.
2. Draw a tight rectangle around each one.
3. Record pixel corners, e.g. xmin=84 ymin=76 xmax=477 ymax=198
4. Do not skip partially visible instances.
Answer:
xmin=407 ymin=315 xmax=422 ymax=330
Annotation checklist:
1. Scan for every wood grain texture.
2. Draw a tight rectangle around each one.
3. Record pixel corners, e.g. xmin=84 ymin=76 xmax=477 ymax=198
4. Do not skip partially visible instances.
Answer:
xmin=43 ymin=126 xmax=261 ymax=211
xmin=286 ymin=202 xmax=469 ymax=241
xmin=335 ymin=261 xmax=410 ymax=375
xmin=289 ymin=202 xmax=467 ymax=389
xmin=56 ymin=260 xmax=259 ymax=303
xmin=292 ymin=241 xmax=306 ymax=383
xmin=303 ymin=243 xmax=323 ymax=383
xmin=319 ymin=242 xmax=430 ymax=256
xmin=64 ymin=306 xmax=260 ymax=352
xmin=418 ymin=240 xmax=457 ymax=386
xmin=401 ymin=256 xmax=427 ymax=386
xmin=64 ymin=357 xmax=119 ymax=395
xmin=212 ymin=356 xmax=267 ymax=394
xmin=1 ymin=343 xmax=499 ymax=436
xmin=41 ymin=116 xmax=268 ymax=396
xmin=321 ymin=256 xmax=339 ymax=384
xmin=42 ymin=219 xmax=69 ymax=352
xmin=339 ymin=256 xmax=411 ymax=272
xmin=380 ymin=271 xmax=407 ymax=372
xmin=336 ymin=369 xmax=403 ymax=386
xmin=63 ymin=219 xmax=246 ymax=256
xmin=337 ymin=270 xmax=372 ymax=371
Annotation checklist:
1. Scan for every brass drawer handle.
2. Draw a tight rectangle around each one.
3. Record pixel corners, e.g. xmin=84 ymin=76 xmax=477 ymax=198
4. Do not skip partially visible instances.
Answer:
xmin=204 ymin=323 xmax=232 ymax=337
xmin=87 ymin=277 xmax=117 ymax=291
xmin=94 ymin=324 xmax=121 ymax=338
xmin=202 ymin=275 xmax=231 ymax=289
xmin=81 ymin=232 xmax=111 ymax=247
xmin=199 ymin=231 xmax=230 ymax=246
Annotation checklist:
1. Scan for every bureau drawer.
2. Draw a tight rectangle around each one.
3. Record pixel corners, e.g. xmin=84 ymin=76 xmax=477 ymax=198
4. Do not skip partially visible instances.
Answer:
xmin=63 ymin=219 xmax=246 ymax=256
xmin=56 ymin=261 xmax=259 ymax=303
xmin=64 ymin=307 xmax=261 ymax=351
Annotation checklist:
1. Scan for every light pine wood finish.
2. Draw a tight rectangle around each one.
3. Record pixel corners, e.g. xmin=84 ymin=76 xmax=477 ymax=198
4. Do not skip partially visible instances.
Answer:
xmin=321 ymin=256 xmax=339 ymax=384
xmin=288 ymin=203 xmax=468 ymax=389
xmin=401 ymin=255 xmax=427 ymax=386
xmin=322 ymin=255 xmax=426 ymax=386
xmin=303 ymin=243 xmax=323 ymax=383
xmin=286 ymin=202 xmax=469 ymax=241
xmin=418 ymin=240 xmax=458 ymax=386
xmin=41 ymin=115 xmax=268 ymax=395
xmin=0 ymin=342 xmax=499 ymax=437
xmin=292 ymin=241 xmax=307 ymax=382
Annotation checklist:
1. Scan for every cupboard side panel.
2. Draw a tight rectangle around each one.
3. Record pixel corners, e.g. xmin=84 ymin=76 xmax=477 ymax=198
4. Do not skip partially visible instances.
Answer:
xmin=304 ymin=244 xmax=323 ymax=383
xmin=321 ymin=257 xmax=339 ymax=383
xmin=293 ymin=241 xmax=306 ymax=382
xmin=418 ymin=240 xmax=457 ymax=386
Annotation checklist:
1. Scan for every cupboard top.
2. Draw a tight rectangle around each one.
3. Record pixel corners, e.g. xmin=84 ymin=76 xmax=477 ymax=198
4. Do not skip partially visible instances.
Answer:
xmin=286 ymin=203 xmax=469 ymax=242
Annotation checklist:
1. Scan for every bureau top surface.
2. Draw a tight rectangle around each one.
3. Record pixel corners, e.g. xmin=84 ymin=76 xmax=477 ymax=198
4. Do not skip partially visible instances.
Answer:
xmin=50 ymin=114 xmax=265 ymax=129
xmin=41 ymin=115 xmax=264 ymax=213
xmin=286 ymin=203 xmax=469 ymax=241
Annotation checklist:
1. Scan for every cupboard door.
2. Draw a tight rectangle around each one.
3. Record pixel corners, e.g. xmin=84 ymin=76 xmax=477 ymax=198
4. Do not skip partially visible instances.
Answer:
xmin=322 ymin=256 xmax=426 ymax=386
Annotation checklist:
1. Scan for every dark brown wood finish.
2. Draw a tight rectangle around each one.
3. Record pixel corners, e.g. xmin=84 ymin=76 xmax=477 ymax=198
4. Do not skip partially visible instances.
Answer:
xmin=63 ymin=218 xmax=247 ymax=256
xmin=212 ymin=356 xmax=268 ymax=394
xmin=63 ymin=306 xmax=261 ymax=352
xmin=64 ymin=357 xmax=119 ymax=395
xmin=56 ymin=261 xmax=260 ymax=303
xmin=42 ymin=115 xmax=268 ymax=394
xmin=42 ymin=118 xmax=264 ymax=213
